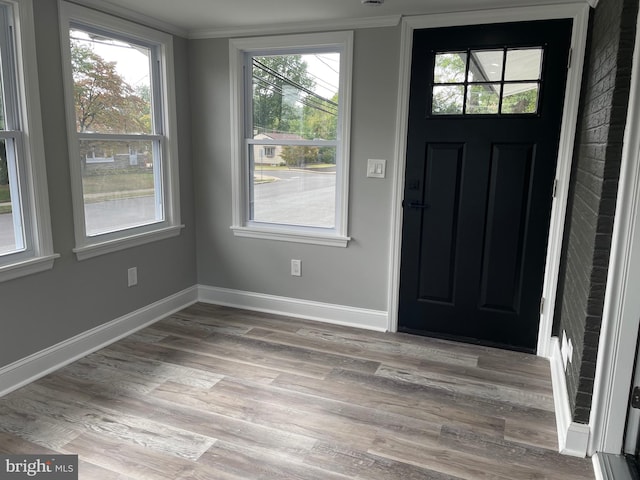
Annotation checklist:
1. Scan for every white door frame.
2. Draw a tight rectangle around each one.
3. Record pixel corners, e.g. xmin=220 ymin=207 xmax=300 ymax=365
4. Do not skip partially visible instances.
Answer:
xmin=387 ymin=3 xmax=590 ymax=359
xmin=588 ymin=5 xmax=640 ymax=457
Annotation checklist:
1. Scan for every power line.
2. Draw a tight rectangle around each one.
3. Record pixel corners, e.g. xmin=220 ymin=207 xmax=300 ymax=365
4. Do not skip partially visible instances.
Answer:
xmin=253 ymin=76 xmax=337 ymax=116
xmin=253 ymin=59 xmax=338 ymax=109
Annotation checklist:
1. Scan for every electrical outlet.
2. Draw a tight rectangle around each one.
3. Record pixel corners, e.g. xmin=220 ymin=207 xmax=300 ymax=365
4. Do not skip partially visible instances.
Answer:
xmin=291 ymin=259 xmax=301 ymax=277
xmin=128 ymin=267 xmax=138 ymax=287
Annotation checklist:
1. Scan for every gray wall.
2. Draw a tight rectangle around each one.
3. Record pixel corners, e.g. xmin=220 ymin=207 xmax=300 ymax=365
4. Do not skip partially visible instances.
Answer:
xmin=0 ymin=0 xmax=197 ymax=369
xmin=553 ymin=0 xmax=638 ymax=424
xmin=190 ymin=27 xmax=400 ymax=313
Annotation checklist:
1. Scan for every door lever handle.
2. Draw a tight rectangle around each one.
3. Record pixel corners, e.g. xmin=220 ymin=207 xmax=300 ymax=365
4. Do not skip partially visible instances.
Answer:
xmin=403 ymin=201 xmax=430 ymax=209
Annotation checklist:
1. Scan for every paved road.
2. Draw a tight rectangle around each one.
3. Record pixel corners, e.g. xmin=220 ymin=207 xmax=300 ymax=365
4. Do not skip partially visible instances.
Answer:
xmin=0 ymin=170 xmax=336 ymax=253
xmin=0 ymin=196 xmax=158 ymax=253
xmin=85 ymin=195 xmax=158 ymax=236
xmin=0 ymin=212 xmax=16 ymax=255
xmin=253 ymin=169 xmax=336 ymax=227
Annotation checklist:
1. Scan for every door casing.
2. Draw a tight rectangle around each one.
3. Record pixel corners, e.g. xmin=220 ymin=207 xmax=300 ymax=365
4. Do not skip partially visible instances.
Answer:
xmin=388 ymin=3 xmax=591 ymax=357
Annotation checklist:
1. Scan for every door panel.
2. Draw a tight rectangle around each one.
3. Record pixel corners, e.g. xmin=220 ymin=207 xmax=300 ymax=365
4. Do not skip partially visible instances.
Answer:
xmin=417 ymin=143 xmax=463 ymax=304
xmin=479 ymin=143 xmax=534 ymax=313
xmin=398 ymin=20 xmax=572 ymax=352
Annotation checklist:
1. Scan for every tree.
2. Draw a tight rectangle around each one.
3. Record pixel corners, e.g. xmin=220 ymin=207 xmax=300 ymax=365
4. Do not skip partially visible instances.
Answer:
xmin=302 ymin=92 xmax=338 ymax=141
xmin=252 ymin=55 xmax=315 ymax=135
xmin=280 ymin=145 xmax=319 ymax=167
xmin=252 ymin=53 xmax=339 ymax=165
xmin=71 ymin=40 xmax=149 ymax=134
xmin=432 ymin=53 xmax=466 ymax=114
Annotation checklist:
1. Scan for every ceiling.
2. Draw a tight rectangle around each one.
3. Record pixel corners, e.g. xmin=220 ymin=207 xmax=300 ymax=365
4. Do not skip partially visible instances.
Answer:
xmin=76 ymin=0 xmax=591 ymax=38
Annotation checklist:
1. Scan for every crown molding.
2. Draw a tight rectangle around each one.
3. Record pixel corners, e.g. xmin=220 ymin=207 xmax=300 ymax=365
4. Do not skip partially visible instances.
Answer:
xmin=189 ymin=14 xmax=401 ymax=39
xmin=62 ymin=0 xmax=595 ymax=41
xmin=62 ymin=0 xmax=189 ymax=37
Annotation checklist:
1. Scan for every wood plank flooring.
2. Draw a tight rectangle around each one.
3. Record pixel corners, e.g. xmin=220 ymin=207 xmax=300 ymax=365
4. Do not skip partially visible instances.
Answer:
xmin=0 ymin=303 xmax=595 ymax=479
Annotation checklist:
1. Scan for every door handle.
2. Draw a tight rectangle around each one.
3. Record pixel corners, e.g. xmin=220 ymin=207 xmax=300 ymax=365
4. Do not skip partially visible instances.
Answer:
xmin=404 ymin=201 xmax=430 ymax=209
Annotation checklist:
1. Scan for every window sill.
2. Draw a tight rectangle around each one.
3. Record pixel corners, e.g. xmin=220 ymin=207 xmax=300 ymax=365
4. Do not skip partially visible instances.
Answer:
xmin=0 ymin=253 xmax=60 ymax=283
xmin=74 ymin=224 xmax=184 ymax=261
xmin=231 ymin=225 xmax=350 ymax=247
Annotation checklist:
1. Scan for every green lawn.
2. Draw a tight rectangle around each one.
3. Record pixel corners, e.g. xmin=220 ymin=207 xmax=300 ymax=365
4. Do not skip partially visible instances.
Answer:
xmin=0 ymin=184 xmax=10 ymax=214
xmin=0 ymin=184 xmax=10 ymax=203
xmin=82 ymin=172 xmax=155 ymax=195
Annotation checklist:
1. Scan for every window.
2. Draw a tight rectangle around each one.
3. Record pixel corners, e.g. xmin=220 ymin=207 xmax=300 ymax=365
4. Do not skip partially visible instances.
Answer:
xmin=60 ymin=2 xmax=181 ymax=260
xmin=431 ymin=48 xmax=544 ymax=116
xmin=230 ymin=32 xmax=353 ymax=247
xmin=0 ymin=0 xmax=57 ymax=282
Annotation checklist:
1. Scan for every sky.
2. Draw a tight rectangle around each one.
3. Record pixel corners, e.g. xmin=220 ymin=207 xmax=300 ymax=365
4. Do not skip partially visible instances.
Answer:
xmin=70 ymin=29 xmax=151 ymax=89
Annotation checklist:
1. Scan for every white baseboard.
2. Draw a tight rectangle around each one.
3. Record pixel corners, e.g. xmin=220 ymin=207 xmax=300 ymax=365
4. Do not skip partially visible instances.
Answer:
xmin=0 ymin=285 xmax=198 ymax=398
xmin=550 ymin=336 xmax=591 ymax=457
xmin=197 ymin=285 xmax=389 ymax=332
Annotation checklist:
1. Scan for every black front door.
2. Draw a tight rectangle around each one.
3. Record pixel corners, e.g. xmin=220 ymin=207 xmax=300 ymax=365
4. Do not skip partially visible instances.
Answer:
xmin=398 ymin=20 xmax=572 ymax=352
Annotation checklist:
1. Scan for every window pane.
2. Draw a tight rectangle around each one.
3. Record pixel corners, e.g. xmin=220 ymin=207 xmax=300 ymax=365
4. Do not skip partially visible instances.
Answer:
xmin=0 ymin=139 xmax=25 ymax=255
xmin=250 ymin=145 xmax=336 ymax=228
xmin=252 ymin=53 xmax=339 ymax=141
xmin=434 ymin=52 xmax=467 ymax=83
xmin=467 ymin=84 xmax=500 ymax=114
xmin=468 ymin=50 xmax=503 ymax=82
xmin=70 ymin=28 xmax=153 ymax=134
xmin=505 ymin=48 xmax=543 ymax=81
xmin=80 ymin=139 xmax=162 ymax=236
xmin=502 ymin=83 xmax=540 ymax=114
xmin=432 ymin=85 xmax=464 ymax=115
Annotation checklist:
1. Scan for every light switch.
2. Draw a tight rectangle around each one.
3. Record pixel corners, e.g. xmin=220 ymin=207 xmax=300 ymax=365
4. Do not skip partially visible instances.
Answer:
xmin=367 ymin=159 xmax=386 ymax=179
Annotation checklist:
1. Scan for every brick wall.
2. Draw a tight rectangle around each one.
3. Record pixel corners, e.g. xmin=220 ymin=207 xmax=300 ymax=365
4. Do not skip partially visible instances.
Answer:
xmin=553 ymin=0 xmax=637 ymax=424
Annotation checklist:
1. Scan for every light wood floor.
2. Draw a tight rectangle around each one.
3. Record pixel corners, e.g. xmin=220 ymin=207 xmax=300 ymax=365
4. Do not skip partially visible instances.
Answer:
xmin=0 ymin=303 xmax=595 ymax=479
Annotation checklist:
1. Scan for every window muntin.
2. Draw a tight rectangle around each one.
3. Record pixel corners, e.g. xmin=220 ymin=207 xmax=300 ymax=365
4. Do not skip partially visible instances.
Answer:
xmin=230 ymin=32 xmax=353 ymax=247
xmin=0 ymin=0 xmax=56 ymax=281
xmin=431 ymin=47 xmax=544 ymax=116
xmin=61 ymin=2 xmax=181 ymax=259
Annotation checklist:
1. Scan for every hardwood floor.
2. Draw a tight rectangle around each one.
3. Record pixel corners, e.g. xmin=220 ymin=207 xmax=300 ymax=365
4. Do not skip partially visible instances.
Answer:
xmin=0 ymin=303 xmax=595 ymax=479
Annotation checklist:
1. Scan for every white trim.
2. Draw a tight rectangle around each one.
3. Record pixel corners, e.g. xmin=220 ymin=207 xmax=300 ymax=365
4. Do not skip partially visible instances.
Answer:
xmin=0 ymin=0 xmax=59 ymax=282
xmin=190 ymin=15 xmax=401 ymax=39
xmin=58 ymin=1 xmax=182 ymax=260
xmin=0 ymin=254 xmax=59 ymax=282
xmin=73 ymin=224 xmax=184 ymax=261
xmin=231 ymin=226 xmax=350 ymax=248
xmin=550 ymin=337 xmax=591 ymax=457
xmin=64 ymin=0 xmax=188 ymax=38
xmin=229 ymin=31 xmax=353 ymax=245
xmin=198 ymin=285 xmax=389 ymax=332
xmin=588 ymin=3 xmax=640 ymax=457
xmin=0 ymin=286 xmax=198 ymax=398
xmin=387 ymin=3 xmax=591 ymax=359
xmin=593 ymin=453 xmax=634 ymax=480
xmin=537 ymin=5 xmax=591 ymax=358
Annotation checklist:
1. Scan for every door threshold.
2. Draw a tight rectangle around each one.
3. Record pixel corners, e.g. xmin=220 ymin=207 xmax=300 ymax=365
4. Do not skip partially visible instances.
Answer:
xmin=593 ymin=453 xmax=640 ymax=480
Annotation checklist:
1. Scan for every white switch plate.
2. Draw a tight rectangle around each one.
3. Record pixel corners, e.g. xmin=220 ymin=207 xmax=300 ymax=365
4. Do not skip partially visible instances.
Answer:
xmin=128 ymin=267 xmax=138 ymax=287
xmin=367 ymin=159 xmax=386 ymax=178
xmin=291 ymin=259 xmax=301 ymax=277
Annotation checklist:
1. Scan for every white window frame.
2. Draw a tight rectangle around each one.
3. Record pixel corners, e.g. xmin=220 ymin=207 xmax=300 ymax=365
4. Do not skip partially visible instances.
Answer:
xmin=229 ymin=31 xmax=353 ymax=247
xmin=59 ymin=2 xmax=182 ymax=260
xmin=0 ymin=0 xmax=57 ymax=283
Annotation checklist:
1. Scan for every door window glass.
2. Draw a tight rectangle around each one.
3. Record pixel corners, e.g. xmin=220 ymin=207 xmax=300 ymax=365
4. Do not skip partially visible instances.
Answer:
xmin=431 ymin=47 xmax=543 ymax=115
